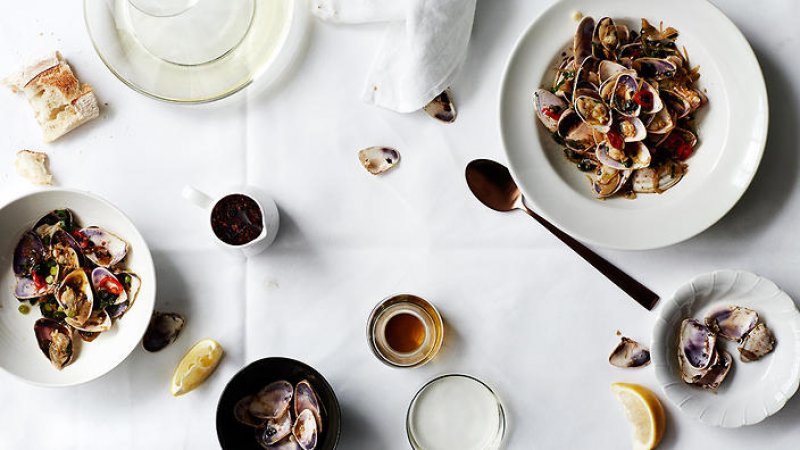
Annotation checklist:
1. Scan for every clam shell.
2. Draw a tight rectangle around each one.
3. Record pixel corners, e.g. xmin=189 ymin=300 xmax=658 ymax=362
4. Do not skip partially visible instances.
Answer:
xmin=33 ymin=318 xmax=74 ymax=370
xmin=557 ymin=109 xmax=596 ymax=152
xmin=33 ymin=209 xmax=74 ymax=236
xmin=596 ymin=141 xmax=650 ymax=170
xmin=13 ymin=231 xmax=46 ymax=276
xmin=235 ymin=396 xmax=266 ymax=428
xmin=739 ymin=323 xmax=776 ymax=362
xmin=91 ymin=267 xmax=128 ymax=306
xmin=573 ymin=16 xmax=595 ymax=65
xmin=533 ymin=89 xmax=568 ymax=133
xmin=358 ymin=147 xmax=400 ymax=175
xmin=292 ymin=409 xmax=318 ymax=450
xmin=294 ymin=380 xmax=323 ymax=433
xmin=142 ymin=311 xmax=185 ymax=352
xmin=611 ymin=74 xmax=640 ymax=117
xmin=78 ymin=227 xmax=128 ymax=268
xmin=51 ymin=229 xmax=83 ymax=271
xmin=255 ymin=410 xmax=292 ymax=446
xmin=694 ymin=350 xmax=733 ymax=391
xmin=14 ymin=277 xmax=49 ymax=300
xmin=423 ymin=89 xmax=457 ymax=123
xmin=250 ymin=380 xmax=294 ymax=419
xmin=70 ymin=310 xmax=111 ymax=333
xmin=609 ymin=336 xmax=651 ymax=368
xmin=679 ymin=319 xmax=716 ymax=369
xmin=705 ymin=306 xmax=758 ymax=342
xmin=632 ymin=57 xmax=677 ymax=80
xmin=631 ymin=161 xmax=686 ymax=194
xmin=645 ymin=107 xmax=675 ymax=134
xmin=56 ymin=269 xmax=94 ymax=327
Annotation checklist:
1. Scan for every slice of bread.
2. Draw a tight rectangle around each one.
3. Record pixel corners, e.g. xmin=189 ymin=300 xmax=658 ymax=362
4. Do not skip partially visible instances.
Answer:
xmin=3 ymin=52 xmax=99 ymax=142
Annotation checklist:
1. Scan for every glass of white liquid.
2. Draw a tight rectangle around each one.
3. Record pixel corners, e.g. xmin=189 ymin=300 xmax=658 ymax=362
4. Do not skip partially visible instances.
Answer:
xmin=84 ymin=0 xmax=307 ymax=102
xmin=407 ymin=374 xmax=507 ymax=450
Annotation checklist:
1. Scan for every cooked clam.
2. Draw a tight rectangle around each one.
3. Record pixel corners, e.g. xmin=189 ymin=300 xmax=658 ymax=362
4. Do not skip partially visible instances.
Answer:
xmin=57 ymin=269 xmax=94 ymax=328
xmin=592 ymin=166 xmax=631 ymax=199
xmin=235 ymin=396 xmax=266 ymax=428
xmin=534 ymin=89 xmax=568 ymax=133
xmin=358 ymin=147 xmax=400 ymax=175
xmin=632 ymin=58 xmax=677 ymax=80
xmin=255 ymin=410 xmax=293 ymax=447
xmin=13 ymin=231 xmax=46 ymax=276
xmin=91 ymin=267 xmax=128 ymax=306
xmin=250 ymin=380 xmax=294 ymax=419
xmin=77 ymin=226 xmax=128 ymax=268
xmin=33 ymin=318 xmax=74 ymax=370
xmin=609 ymin=336 xmax=651 ymax=368
xmin=33 ymin=209 xmax=74 ymax=236
xmin=51 ymin=229 xmax=83 ymax=272
xmin=293 ymin=409 xmax=318 ymax=450
xmin=142 ymin=311 xmax=185 ymax=352
xmin=294 ymin=380 xmax=323 ymax=432
xmin=423 ymin=89 xmax=457 ymax=123
xmin=705 ymin=306 xmax=758 ymax=342
xmin=70 ymin=310 xmax=112 ymax=333
xmin=739 ymin=323 xmax=775 ymax=362
xmin=631 ymin=161 xmax=687 ymax=194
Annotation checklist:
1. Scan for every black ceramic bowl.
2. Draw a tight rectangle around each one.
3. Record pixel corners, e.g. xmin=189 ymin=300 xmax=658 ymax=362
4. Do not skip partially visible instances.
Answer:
xmin=217 ymin=357 xmax=342 ymax=450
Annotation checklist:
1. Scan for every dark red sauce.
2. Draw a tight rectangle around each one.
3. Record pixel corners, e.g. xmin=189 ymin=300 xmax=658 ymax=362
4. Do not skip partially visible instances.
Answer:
xmin=210 ymin=194 xmax=263 ymax=246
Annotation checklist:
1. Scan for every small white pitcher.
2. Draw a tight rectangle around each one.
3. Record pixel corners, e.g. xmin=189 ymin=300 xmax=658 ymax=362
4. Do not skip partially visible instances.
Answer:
xmin=182 ymin=185 xmax=279 ymax=257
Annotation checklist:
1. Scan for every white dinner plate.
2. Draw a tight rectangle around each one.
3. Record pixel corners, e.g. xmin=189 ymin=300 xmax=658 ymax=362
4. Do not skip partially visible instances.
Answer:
xmin=652 ymin=270 xmax=800 ymax=427
xmin=499 ymin=0 xmax=768 ymax=249
xmin=0 ymin=189 xmax=156 ymax=386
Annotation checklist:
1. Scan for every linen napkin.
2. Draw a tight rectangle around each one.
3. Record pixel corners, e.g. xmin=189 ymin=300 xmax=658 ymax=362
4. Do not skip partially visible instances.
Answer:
xmin=311 ymin=0 xmax=477 ymax=113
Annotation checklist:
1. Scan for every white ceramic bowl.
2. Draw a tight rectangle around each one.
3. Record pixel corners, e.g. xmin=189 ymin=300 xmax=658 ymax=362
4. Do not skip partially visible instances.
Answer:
xmin=0 ymin=189 xmax=155 ymax=386
xmin=652 ymin=270 xmax=800 ymax=427
xmin=499 ymin=0 xmax=768 ymax=249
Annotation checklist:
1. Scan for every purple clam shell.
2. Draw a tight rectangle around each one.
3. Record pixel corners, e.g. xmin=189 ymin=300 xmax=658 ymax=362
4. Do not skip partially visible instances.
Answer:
xmin=79 ymin=227 xmax=128 ymax=268
xmin=13 ymin=231 xmax=46 ymax=276
xmin=91 ymin=267 xmax=127 ymax=305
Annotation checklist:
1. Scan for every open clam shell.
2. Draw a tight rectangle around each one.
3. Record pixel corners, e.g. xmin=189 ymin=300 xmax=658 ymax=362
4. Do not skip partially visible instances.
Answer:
xmin=592 ymin=166 xmax=631 ymax=199
xmin=611 ymin=74 xmax=640 ymax=117
xmin=596 ymin=141 xmax=650 ymax=170
xmin=557 ymin=109 xmax=597 ymax=152
xmin=255 ymin=410 xmax=293 ymax=447
xmin=13 ymin=231 xmax=46 ymax=276
xmin=358 ymin=147 xmax=400 ymax=175
xmin=632 ymin=57 xmax=677 ymax=80
xmin=70 ymin=310 xmax=112 ymax=333
xmin=593 ymin=17 xmax=619 ymax=52
xmin=292 ymin=409 xmax=318 ymax=450
xmin=739 ymin=323 xmax=776 ymax=362
xmin=573 ymin=16 xmax=595 ymax=65
xmin=143 ymin=311 xmax=185 ymax=352
xmin=33 ymin=209 xmax=74 ymax=236
xmin=33 ymin=318 xmax=74 ymax=370
xmin=632 ymin=161 xmax=687 ymax=194
xmin=609 ymin=336 xmax=651 ymax=368
xmin=91 ymin=267 xmax=128 ymax=306
xmin=294 ymin=380 xmax=323 ymax=433
xmin=423 ymin=89 xmax=457 ymax=123
xmin=705 ymin=306 xmax=758 ymax=342
xmin=250 ymin=380 xmax=294 ymax=419
xmin=57 ymin=269 xmax=94 ymax=327
xmin=51 ymin=228 xmax=83 ymax=272
xmin=645 ymin=107 xmax=675 ymax=135
xmin=694 ymin=350 xmax=733 ymax=391
xmin=533 ymin=89 xmax=568 ymax=133
xmin=574 ymin=94 xmax=611 ymax=132
xmin=679 ymin=319 xmax=716 ymax=370
xmin=78 ymin=226 xmax=128 ymax=268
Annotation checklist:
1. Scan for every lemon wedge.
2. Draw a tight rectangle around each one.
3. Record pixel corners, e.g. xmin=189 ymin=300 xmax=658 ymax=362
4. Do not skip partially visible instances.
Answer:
xmin=611 ymin=383 xmax=666 ymax=450
xmin=170 ymin=338 xmax=223 ymax=396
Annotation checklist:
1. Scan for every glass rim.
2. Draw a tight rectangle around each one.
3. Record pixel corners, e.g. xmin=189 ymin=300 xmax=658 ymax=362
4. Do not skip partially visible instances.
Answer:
xmin=366 ymin=293 xmax=444 ymax=368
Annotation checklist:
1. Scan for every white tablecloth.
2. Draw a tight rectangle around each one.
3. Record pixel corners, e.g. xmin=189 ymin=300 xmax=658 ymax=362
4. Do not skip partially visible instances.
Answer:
xmin=2 ymin=0 xmax=800 ymax=448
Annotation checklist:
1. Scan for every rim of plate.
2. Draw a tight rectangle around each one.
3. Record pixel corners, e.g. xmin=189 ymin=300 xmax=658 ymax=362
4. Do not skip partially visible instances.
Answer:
xmin=651 ymin=270 xmax=800 ymax=427
xmin=499 ymin=0 xmax=768 ymax=250
xmin=0 ymin=188 xmax=156 ymax=387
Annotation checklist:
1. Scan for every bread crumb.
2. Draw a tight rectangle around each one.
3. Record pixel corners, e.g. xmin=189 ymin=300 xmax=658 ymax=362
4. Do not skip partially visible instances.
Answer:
xmin=15 ymin=150 xmax=52 ymax=185
xmin=572 ymin=11 xmax=583 ymax=21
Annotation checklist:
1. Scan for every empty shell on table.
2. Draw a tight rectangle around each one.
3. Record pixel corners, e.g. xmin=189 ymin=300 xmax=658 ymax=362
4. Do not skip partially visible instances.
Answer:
xmin=608 ymin=336 xmax=650 ymax=368
xmin=423 ymin=89 xmax=457 ymax=123
xmin=143 ymin=311 xmax=186 ymax=352
xmin=358 ymin=147 xmax=400 ymax=175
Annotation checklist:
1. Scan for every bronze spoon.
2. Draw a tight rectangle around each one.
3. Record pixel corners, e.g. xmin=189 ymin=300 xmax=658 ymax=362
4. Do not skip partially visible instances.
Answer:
xmin=465 ymin=159 xmax=659 ymax=310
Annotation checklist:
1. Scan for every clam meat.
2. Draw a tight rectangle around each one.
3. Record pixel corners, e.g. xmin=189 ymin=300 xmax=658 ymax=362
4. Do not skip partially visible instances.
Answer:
xmin=33 ymin=318 xmax=74 ymax=370
xmin=58 ymin=269 xmax=94 ymax=328
xmin=76 ymin=226 xmax=128 ymax=268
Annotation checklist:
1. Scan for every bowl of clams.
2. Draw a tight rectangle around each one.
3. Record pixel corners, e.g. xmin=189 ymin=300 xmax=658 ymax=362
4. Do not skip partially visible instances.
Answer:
xmin=652 ymin=270 xmax=800 ymax=427
xmin=0 ymin=189 xmax=155 ymax=386
xmin=217 ymin=357 xmax=342 ymax=450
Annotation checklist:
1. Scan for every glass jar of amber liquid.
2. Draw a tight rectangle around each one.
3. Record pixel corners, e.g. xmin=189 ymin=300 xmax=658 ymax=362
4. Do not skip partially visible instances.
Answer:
xmin=367 ymin=294 xmax=444 ymax=368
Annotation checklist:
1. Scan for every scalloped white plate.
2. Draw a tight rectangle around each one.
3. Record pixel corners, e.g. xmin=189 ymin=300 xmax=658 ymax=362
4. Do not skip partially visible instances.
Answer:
xmin=652 ymin=270 xmax=800 ymax=427
xmin=0 ymin=189 xmax=155 ymax=386
xmin=499 ymin=0 xmax=768 ymax=249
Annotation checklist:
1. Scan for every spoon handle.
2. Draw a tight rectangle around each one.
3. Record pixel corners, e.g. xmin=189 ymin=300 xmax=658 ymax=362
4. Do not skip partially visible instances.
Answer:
xmin=521 ymin=206 xmax=659 ymax=310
